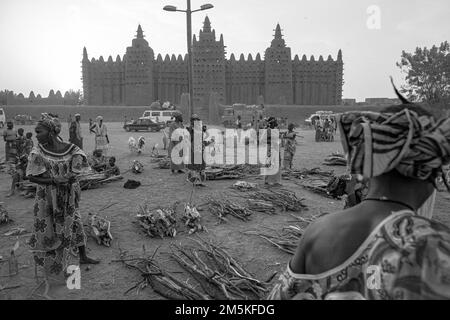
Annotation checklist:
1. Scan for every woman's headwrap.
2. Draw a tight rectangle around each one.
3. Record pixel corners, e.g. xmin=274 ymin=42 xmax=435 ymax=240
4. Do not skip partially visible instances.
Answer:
xmin=96 ymin=116 xmax=103 ymax=122
xmin=337 ymin=108 xmax=450 ymax=188
xmin=38 ymin=113 xmax=61 ymax=135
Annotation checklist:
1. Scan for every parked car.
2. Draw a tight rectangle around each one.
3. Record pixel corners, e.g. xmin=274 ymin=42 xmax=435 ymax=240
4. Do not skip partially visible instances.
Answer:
xmin=0 ymin=107 xmax=5 ymax=128
xmin=123 ymin=118 xmax=164 ymax=132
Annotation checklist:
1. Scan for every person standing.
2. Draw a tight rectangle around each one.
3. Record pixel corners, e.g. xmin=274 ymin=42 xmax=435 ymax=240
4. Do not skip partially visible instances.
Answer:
xmin=236 ymin=115 xmax=242 ymax=129
xmin=16 ymin=128 xmax=26 ymax=156
xmin=24 ymin=132 xmax=34 ymax=156
xmin=3 ymin=121 xmax=17 ymax=162
xmin=168 ymin=112 xmax=185 ymax=174
xmin=69 ymin=114 xmax=83 ymax=149
xmin=283 ymin=124 xmax=297 ymax=170
xmin=6 ymin=128 xmax=26 ymax=197
xmin=186 ymin=114 xmax=209 ymax=184
xmin=264 ymin=117 xmax=282 ymax=186
xmin=26 ymin=113 xmax=99 ymax=287
xmin=90 ymin=116 xmax=109 ymax=156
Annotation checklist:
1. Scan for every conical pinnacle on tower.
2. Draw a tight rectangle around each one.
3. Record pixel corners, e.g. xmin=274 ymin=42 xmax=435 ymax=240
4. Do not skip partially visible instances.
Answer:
xmin=83 ymin=47 xmax=88 ymax=60
xmin=203 ymin=16 xmax=211 ymax=32
xmin=136 ymin=24 xmax=144 ymax=39
xmin=274 ymin=23 xmax=283 ymax=39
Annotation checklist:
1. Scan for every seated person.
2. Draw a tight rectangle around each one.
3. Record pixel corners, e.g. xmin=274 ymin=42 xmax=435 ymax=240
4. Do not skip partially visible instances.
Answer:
xmin=105 ymin=157 xmax=120 ymax=177
xmin=88 ymin=149 xmax=107 ymax=172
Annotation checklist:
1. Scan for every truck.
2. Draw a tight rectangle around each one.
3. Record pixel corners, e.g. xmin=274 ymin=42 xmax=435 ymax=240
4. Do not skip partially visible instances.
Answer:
xmin=221 ymin=104 xmax=265 ymax=128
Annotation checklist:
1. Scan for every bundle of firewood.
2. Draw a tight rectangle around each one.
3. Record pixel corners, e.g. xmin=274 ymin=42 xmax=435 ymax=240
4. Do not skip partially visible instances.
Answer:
xmin=116 ymin=238 xmax=271 ymax=300
xmin=206 ymin=165 xmax=260 ymax=180
xmin=137 ymin=203 xmax=177 ymax=239
xmin=246 ymin=215 xmax=319 ymax=255
xmin=207 ymin=198 xmax=254 ymax=223
xmin=282 ymin=167 xmax=334 ymax=180
xmin=323 ymin=153 xmax=347 ymax=166
xmin=246 ymin=189 xmax=307 ymax=212
xmin=116 ymin=249 xmax=209 ymax=300
xmin=78 ymin=173 xmax=123 ymax=191
xmin=246 ymin=200 xmax=276 ymax=215
xmin=170 ymin=238 xmax=270 ymax=300
xmin=0 ymin=203 xmax=10 ymax=225
xmin=232 ymin=181 xmax=258 ymax=191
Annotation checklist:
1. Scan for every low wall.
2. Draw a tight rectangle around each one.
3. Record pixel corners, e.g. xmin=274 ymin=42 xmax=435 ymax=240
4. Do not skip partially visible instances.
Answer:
xmin=1 ymin=104 xmax=386 ymax=124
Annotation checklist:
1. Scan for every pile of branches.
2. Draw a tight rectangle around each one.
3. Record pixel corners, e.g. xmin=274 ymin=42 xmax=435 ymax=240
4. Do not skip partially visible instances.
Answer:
xmin=207 ymin=198 xmax=253 ymax=223
xmin=246 ymin=189 xmax=307 ymax=212
xmin=282 ymin=167 xmax=334 ymax=180
xmin=137 ymin=203 xmax=177 ymax=239
xmin=115 ymin=249 xmax=210 ymax=300
xmin=78 ymin=173 xmax=123 ymax=191
xmin=116 ymin=238 xmax=270 ymax=300
xmin=282 ymin=168 xmax=346 ymax=199
xmin=150 ymin=154 xmax=167 ymax=162
xmin=88 ymin=214 xmax=113 ymax=247
xmin=246 ymin=200 xmax=276 ymax=215
xmin=246 ymin=215 xmax=319 ymax=255
xmin=206 ymin=165 xmax=260 ymax=181
xmin=0 ymin=203 xmax=10 ymax=225
xmin=323 ymin=153 xmax=347 ymax=166
xmin=170 ymin=238 xmax=270 ymax=300
xmin=232 ymin=181 xmax=258 ymax=192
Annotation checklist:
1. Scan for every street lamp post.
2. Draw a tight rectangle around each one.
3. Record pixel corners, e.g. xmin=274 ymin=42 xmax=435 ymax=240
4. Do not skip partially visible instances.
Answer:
xmin=163 ymin=1 xmax=214 ymax=120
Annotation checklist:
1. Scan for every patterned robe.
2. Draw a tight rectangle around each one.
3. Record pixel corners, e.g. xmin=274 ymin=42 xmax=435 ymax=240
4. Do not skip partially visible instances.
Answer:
xmin=3 ymin=128 xmax=17 ymax=162
xmin=91 ymin=123 xmax=108 ymax=156
xmin=69 ymin=121 xmax=83 ymax=149
xmin=283 ymin=132 xmax=296 ymax=169
xmin=268 ymin=211 xmax=450 ymax=300
xmin=26 ymin=144 xmax=91 ymax=277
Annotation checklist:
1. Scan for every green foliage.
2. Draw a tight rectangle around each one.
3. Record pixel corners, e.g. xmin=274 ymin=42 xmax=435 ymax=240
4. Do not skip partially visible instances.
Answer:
xmin=397 ymin=41 xmax=450 ymax=105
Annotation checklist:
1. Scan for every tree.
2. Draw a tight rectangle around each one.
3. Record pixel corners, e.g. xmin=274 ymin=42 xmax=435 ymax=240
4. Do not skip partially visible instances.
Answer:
xmin=397 ymin=41 xmax=449 ymax=105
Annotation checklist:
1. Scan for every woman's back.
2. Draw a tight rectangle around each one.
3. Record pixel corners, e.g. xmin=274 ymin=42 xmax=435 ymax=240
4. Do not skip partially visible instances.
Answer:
xmin=268 ymin=210 xmax=450 ymax=300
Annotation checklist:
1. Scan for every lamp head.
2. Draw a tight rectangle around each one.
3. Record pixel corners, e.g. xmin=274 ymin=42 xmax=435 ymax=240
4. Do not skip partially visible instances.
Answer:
xmin=200 ymin=4 xmax=214 ymax=10
xmin=163 ymin=5 xmax=177 ymax=11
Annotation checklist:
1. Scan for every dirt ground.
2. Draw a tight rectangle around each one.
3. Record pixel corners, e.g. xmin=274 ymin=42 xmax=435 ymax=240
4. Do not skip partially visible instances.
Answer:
xmin=1 ymin=122 xmax=449 ymax=300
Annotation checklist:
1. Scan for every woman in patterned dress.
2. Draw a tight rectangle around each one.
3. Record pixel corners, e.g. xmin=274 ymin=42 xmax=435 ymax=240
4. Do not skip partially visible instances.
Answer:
xmin=27 ymin=114 xmax=99 ymax=283
xmin=90 ymin=116 xmax=109 ymax=156
xmin=282 ymin=123 xmax=297 ymax=170
xmin=268 ymin=100 xmax=450 ymax=300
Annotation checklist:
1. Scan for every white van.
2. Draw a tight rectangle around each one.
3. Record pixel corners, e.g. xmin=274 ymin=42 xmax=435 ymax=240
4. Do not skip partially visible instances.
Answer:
xmin=0 ymin=108 xmax=5 ymax=128
xmin=141 ymin=110 xmax=176 ymax=125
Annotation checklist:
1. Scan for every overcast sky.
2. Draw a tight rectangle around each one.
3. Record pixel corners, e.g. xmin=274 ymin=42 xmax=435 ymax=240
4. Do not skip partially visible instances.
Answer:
xmin=0 ymin=0 xmax=448 ymax=101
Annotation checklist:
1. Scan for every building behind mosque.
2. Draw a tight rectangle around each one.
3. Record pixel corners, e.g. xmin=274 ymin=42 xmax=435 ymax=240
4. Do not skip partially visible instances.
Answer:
xmin=81 ymin=17 xmax=344 ymax=119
